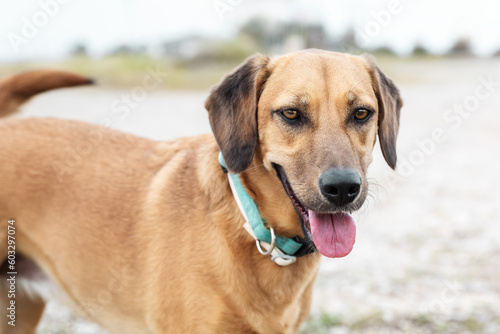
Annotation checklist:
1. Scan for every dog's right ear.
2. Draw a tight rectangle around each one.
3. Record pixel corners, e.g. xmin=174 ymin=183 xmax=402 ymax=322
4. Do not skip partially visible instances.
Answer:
xmin=205 ymin=54 xmax=271 ymax=174
xmin=362 ymin=54 xmax=403 ymax=170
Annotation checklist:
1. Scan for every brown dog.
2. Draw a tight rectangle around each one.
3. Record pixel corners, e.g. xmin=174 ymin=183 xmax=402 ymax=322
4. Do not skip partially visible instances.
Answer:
xmin=0 ymin=50 xmax=401 ymax=334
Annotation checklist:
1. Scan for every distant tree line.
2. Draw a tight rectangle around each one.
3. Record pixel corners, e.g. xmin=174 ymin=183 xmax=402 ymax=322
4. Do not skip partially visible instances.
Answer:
xmin=70 ymin=18 xmax=494 ymax=61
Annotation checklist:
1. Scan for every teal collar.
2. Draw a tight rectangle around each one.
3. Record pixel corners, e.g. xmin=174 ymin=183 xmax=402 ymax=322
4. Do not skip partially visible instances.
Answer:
xmin=218 ymin=152 xmax=307 ymax=265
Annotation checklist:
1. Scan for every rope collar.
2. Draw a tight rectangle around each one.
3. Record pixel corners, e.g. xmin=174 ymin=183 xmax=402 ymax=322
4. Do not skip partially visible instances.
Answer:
xmin=218 ymin=152 xmax=313 ymax=266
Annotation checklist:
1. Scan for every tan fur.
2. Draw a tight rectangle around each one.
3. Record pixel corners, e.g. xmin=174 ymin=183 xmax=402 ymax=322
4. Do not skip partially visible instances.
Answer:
xmin=0 ymin=69 xmax=93 ymax=117
xmin=0 ymin=50 xmax=402 ymax=334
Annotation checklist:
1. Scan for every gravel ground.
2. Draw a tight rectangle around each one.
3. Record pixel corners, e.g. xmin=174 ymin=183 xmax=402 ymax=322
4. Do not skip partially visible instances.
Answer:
xmin=11 ymin=57 xmax=500 ymax=333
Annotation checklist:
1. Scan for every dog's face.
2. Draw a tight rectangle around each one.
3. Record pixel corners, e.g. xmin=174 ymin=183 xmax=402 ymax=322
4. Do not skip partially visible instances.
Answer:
xmin=206 ymin=50 xmax=402 ymax=258
xmin=258 ymin=52 xmax=380 ymax=214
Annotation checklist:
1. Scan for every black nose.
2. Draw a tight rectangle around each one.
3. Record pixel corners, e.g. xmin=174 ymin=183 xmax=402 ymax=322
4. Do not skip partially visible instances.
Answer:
xmin=319 ymin=168 xmax=362 ymax=207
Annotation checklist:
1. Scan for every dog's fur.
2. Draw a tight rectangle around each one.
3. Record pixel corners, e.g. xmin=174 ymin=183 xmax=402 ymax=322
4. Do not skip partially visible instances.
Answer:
xmin=0 ymin=50 xmax=402 ymax=334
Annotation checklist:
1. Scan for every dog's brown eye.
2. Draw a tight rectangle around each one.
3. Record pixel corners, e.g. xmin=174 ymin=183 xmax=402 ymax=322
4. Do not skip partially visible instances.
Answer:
xmin=354 ymin=109 xmax=370 ymax=121
xmin=282 ymin=109 xmax=299 ymax=120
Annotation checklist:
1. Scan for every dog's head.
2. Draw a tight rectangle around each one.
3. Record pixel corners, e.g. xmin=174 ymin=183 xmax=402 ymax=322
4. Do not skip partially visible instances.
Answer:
xmin=205 ymin=50 xmax=402 ymax=258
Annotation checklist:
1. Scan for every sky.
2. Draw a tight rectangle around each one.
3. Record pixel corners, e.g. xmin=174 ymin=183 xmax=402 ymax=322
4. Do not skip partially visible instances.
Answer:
xmin=1 ymin=0 xmax=500 ymax=63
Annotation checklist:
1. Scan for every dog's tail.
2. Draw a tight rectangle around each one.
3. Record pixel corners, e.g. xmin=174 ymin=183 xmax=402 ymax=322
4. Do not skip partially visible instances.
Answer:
xmin=0 ymin=70 xmax=94 ymax=118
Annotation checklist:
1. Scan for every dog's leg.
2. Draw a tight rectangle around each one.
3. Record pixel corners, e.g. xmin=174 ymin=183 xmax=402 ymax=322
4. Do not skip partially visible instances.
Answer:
xmin=0 ymin=220 xmax=46 ymax=333
xmin=0 ymin=287 xmax=45 ymax=334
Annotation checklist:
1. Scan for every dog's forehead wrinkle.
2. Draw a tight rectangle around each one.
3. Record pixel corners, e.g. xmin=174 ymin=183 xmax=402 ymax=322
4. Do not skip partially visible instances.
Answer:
xmin=347 ymin=91 xmax=357 ymax=103
xmin=273 ymin=90 xmax=310 ymax=109
xmin=321 ymin=60 xmax=330 ymax=102
xmin=298 ymin=93 xmax=310 ymax=106
xmin=274 ymin=53 xmax=331 ymax=80
xmin=337 ymin=81 xmax=378 ymax=112
xmin=289 ymin=90 xmax=310 ymax=106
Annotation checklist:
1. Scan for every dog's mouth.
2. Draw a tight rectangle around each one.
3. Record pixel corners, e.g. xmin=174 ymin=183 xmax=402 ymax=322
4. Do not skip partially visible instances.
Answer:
xmin=273 ymin=164 xmax=356 ymax=258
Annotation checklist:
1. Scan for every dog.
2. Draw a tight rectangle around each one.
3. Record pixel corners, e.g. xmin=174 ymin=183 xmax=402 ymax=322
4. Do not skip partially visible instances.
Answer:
xmin=0 ymin=49 xmax=402 ymax=334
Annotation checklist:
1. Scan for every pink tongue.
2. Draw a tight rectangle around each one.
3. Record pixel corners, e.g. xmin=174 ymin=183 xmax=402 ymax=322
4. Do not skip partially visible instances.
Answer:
xmin=308 ymin=210 xmax=356 ymax=258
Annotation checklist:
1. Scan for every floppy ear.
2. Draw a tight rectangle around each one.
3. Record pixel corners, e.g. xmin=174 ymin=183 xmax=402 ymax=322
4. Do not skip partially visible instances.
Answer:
xmin=363 ymin=55 xmax=403 ymax=169
xmin=205 ymin=54 xmax=271 ymax=173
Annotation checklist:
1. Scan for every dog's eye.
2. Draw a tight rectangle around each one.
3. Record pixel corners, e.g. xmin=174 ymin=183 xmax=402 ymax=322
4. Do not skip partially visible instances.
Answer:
xmin=354 ymin=109 xmax=372 ymax=122
xmin=281 ymin=109 xmax=300 ymax=121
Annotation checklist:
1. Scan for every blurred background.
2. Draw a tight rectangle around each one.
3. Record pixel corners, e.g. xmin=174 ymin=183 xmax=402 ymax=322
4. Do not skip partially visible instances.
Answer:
xmin=2 ymin=0 xmax=499 ymax=333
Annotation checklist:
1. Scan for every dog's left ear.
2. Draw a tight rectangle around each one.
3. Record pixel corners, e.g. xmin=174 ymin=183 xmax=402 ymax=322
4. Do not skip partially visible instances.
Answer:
xmin=363 ymin=54 xmax=403 ymax=170
xmin=205 ymin=54 xmax=271 ymax=173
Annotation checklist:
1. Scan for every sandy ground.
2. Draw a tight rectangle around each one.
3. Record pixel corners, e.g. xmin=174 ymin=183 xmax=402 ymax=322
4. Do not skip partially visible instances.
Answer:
xmin=9 ymin=57 xmax=500 ymax=333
